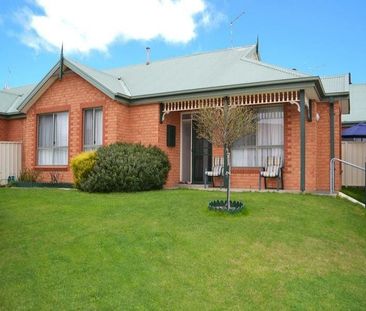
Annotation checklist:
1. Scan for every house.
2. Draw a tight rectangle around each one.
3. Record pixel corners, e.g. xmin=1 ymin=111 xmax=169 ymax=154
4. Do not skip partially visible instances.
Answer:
xmin=0 ymin=43 xmax=350 ymax=191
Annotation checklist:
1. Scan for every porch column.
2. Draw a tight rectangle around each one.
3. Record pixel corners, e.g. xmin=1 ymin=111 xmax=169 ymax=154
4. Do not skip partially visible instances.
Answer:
xmin=329 ymin=99 xmax=335 ymax=160
xmin=300 ymin=89 xmax=306 ymax=192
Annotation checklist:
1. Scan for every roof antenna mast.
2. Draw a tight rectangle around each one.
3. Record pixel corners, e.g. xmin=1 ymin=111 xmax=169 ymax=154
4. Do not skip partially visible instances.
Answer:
xmin=230 ymin=10 xmax=245 ymax=48
xmin=59 ymin=42 xmax=64 ymax=80
xmin=3 ymin=67 xmax=11 ymax=89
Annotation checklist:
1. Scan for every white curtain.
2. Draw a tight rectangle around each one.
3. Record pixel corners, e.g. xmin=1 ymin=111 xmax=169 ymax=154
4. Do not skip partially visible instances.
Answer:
xmin=95 ymin=108 xmax=103 ymax=146
xmin=257 ymin=107 xmax=284 ymax=166
xmin=84 ymin=109 xmax=94 ymax=149
xmin=84 ymin=108 xmax=102 ymax=150
xmin=232 ymin=106 xmax=284 ymax=167
xmin=38 ymin=112 xmax=68 ymax=165
xmin=54 ymin=112 xmax=68 ymax=165
xmin=232 ymin=133 xmax=256 ymax=167
xmin=38 ymin=114 xmax=53 ymax=165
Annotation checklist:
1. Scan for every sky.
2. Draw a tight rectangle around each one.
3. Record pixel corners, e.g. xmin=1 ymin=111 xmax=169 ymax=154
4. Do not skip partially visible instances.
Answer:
xmin=0 ymin=0 xmax=365 ymax=89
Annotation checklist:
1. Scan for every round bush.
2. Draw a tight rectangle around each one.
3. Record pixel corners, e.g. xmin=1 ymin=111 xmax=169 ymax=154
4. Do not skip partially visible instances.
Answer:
xmin=79 ymin=143 xmax=170 ymax=192
xmin=70 ymin=151 xmax=97 ymax=189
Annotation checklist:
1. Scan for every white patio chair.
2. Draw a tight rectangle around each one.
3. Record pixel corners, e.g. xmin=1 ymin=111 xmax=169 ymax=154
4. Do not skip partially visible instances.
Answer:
xmin=204 ymin=157 xmax=224 ymax=188
xmin=259 ymin=156 xmax=283 ymax=190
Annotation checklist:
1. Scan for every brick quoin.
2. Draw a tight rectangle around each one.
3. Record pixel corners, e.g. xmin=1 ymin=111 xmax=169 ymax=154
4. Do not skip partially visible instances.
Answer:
xmin=1 ymin=71 xmax=342 ymax=191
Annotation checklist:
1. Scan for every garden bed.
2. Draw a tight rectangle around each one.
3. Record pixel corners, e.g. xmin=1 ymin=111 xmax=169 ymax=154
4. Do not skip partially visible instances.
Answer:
xmin=11 ymin=181 xmax=74 ymax=188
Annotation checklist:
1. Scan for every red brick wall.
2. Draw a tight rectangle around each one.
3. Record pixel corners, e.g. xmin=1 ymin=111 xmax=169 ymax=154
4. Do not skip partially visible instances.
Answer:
xmin=283 ymin=103 xmax=300 ymax=190
xmin=158 ymin=112 xmax=180 ymax=188
xmin=128 ymin=104 xmax=160 ymax=145
xmin=0 ymin=118 xmax=24 ymax=141
xmin=0 ymin=119 xmax=7 ymax=140
xmin=315 ymin=101 xmax=341 ymax=191
xmin=6 ymin=119 xmax=24 ymax=141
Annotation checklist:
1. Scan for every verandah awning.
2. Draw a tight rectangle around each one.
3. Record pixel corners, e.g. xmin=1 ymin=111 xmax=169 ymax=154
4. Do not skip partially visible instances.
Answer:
xmin=160 ymin=90 xmax=308 ymax=121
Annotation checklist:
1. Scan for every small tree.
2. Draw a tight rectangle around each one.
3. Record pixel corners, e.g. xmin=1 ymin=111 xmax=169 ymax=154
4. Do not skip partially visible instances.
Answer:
xmin=193 ymin=97 xmax=257 ymax=208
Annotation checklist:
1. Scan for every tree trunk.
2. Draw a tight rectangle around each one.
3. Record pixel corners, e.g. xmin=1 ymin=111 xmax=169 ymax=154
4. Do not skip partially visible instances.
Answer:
xmin=226 ymin=147 xmax=231 ymax=209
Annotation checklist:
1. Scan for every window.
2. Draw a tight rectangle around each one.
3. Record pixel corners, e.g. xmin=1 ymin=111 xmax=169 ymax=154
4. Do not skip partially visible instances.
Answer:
xmin=83 ymin=107 xmax=103 ymax=151
xmin=38 ymin=112 xmax=68 ymax=165
xmin=232 ymin=106 xmax=284 ymax=167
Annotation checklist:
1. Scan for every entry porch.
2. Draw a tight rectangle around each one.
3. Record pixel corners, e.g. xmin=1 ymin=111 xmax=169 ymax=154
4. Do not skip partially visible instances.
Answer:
xmin=160 ymin=88 xmax=340 ymax=192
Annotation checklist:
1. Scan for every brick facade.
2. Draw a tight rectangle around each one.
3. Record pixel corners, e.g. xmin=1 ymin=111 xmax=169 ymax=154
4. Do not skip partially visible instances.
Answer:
xmin=1 ymin=71 xmax=342 ymax=191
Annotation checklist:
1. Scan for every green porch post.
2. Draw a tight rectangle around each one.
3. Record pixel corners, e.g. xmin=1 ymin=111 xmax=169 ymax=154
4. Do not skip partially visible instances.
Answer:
xmin=329 ymin=99 xmax=335 ymax=160
xmin=300 ymin=89 xmax=306 ymax=192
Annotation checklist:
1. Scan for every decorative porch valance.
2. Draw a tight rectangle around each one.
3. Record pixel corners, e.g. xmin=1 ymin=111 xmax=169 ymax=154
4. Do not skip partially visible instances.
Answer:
xmin=161 ymin=90 xmax=308 ymax=121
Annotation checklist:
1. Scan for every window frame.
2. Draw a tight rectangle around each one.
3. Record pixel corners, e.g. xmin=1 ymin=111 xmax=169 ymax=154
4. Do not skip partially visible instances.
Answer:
xmin=37 ymin=111 xmax=69 ymax=166
xmin=232 ymin=105 xmax=284 ymax=168
xmin=83 ymin=107 xmax=103 ymax=151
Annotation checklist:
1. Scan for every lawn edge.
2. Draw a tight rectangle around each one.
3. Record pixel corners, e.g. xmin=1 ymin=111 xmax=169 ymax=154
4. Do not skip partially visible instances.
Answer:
xmin=338 ymin=191 xmax=365 ymax=208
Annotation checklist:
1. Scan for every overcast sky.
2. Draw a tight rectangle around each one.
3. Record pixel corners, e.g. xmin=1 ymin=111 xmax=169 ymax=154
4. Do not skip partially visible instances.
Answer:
xmin=0 ymin=0 xmax=365 ymax=88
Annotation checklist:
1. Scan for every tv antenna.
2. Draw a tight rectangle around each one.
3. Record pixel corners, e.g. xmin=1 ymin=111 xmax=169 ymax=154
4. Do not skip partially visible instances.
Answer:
xmin=230 ymin=10 xmax=245 ymax=47
xmin=3 ymin=67 xmax=11 ymax=89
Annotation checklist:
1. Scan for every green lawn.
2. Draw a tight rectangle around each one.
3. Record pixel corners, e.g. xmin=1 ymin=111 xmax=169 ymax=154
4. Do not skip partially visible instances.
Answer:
xmin=342 ymin=186 xmax=366 ymax=204
xmin=1 ymin=188 xmax=365 ymax=310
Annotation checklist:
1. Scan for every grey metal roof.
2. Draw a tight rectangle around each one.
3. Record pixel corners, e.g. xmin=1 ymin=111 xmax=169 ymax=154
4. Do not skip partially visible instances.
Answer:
xmin=66 ymin=58 xmax=131 ymax=97
xmin=320 ymin=74 xmax=350 ymax=95
xmin=342 ymin=84 xmax=366 ymax=123
xmin=105 ymin=46 xmax=308 ymax=98
xmin=0 ymin=85 xmax=34 ymax=114
xmin=0 ymin=44 xmax=351 ymax=115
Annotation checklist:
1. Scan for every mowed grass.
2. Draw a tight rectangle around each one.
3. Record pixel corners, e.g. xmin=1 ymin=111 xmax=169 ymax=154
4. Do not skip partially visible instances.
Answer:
xmin=0 ymin=188 xmax=365 ymax=310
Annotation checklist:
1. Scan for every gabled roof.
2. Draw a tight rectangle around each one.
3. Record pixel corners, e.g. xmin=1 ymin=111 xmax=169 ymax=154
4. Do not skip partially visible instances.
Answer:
xmin=0 ymin=44 xmax=351 ymax=116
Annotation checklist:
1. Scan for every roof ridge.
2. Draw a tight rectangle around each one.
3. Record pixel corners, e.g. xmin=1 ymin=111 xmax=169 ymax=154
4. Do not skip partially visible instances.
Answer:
xmin=66 ymin=57 xmax=119 ymax=79
xmin=116 ymin=76 xmax=132 ymax=96
xmin=105 ymin=44 xmax=256 ymax=72
xmin=240 ymin=57 xmax=309 ymax=77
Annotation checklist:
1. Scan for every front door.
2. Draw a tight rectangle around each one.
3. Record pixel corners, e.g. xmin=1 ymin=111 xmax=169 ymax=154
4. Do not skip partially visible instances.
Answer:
xmin=192 ymin=121 xmax=212 ymax=184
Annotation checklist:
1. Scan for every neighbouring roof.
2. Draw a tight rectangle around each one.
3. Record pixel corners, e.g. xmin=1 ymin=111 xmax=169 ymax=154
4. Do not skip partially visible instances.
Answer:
xmin=342 ymin=123 xmax=366 ymax=137
xmin=0 ymin=44 xmax=351 ymax=116
xmin=320 ymin=74 xmax=350 ymax=95
xmin=0 ymin=85 xmax=35 ymax=115
xmin=342 ymin=84 xmax=366 ymax=123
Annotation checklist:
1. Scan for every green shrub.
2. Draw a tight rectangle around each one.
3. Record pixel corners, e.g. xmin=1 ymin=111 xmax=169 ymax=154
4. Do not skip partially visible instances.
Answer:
xmin=70 ymin=151 xmax=97 ymax=189
xmin=18 ymin=168 xmax=40 ymax=182
xmin=79 ymin=143 xmax=170 ymax=193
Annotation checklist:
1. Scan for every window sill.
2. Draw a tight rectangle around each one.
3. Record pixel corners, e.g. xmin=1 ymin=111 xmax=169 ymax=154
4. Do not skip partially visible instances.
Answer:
xmin=34 ymin=166 xmax=69 ymax=171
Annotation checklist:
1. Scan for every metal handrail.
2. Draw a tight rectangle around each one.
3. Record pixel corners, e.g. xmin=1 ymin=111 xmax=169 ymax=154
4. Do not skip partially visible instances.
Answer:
xmin=330 ymin=158 xmax=365 ymax=194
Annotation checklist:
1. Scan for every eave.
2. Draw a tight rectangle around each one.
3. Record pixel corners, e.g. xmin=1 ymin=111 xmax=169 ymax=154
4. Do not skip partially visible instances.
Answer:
xmin=122 ymin=76 xmax=328 ymax=105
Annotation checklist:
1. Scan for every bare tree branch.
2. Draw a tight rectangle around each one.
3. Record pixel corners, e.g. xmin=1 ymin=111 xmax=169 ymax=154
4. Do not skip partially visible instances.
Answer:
xmin=193 ymin=104 xmax=257 ymax=150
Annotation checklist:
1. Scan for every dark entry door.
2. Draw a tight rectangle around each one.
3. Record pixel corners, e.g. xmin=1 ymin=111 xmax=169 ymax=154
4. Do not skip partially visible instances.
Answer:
xmin=192 ymin=123 xmax=212 ymax=184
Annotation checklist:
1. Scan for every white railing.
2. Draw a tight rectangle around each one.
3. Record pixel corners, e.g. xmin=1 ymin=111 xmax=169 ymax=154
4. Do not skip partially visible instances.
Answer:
xmin=330 ymin=158 xmax=365 ymax=194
